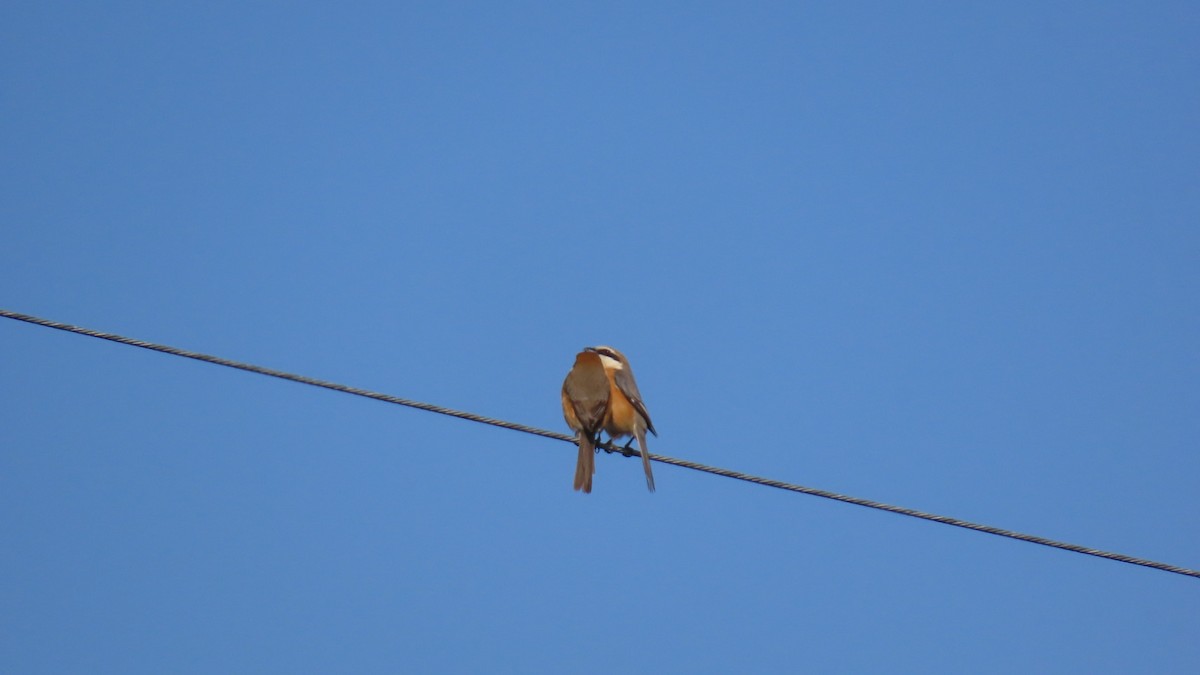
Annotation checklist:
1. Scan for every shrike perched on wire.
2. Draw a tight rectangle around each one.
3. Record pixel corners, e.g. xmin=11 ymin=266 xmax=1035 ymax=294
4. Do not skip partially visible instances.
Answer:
xmin=561 ymin=346 xmax=656 ymax=493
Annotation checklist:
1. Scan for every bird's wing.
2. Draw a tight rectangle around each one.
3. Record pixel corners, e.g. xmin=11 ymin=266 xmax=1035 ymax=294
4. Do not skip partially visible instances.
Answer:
xmin=613 ymin=367 xmax=656 ymax=436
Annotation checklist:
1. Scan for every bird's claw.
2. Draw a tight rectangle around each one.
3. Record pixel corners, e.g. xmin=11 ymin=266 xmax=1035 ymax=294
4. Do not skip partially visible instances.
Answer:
xmin=592 ymin=436 xmax=637 ymax=458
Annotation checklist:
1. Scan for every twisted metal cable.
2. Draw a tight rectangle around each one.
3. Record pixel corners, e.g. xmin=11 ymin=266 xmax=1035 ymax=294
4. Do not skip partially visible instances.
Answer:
xmin=0 ymin=309 xmax=566 ymax=441
xmin=3 ymin=307 xmax=1197 ymax=580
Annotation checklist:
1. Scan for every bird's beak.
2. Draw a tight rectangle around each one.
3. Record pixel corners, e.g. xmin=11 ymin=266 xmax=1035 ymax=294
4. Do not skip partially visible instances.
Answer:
xmin=583 ymin=347 xmax=597 ymax=353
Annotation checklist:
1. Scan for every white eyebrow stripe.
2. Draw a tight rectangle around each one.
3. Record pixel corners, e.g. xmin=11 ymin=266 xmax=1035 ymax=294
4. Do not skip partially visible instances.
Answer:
xmin=596 ymin=354 xmax=623 ymax=370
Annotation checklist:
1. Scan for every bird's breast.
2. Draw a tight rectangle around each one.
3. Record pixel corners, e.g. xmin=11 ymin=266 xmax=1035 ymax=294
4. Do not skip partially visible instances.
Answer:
xmin=604 ymin=382 xmax=642 ymax=437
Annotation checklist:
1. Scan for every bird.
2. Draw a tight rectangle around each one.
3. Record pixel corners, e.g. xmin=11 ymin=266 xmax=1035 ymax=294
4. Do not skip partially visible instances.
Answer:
xmin=561 ymin=349 xmax=611 ymax=493
xmin=588 ymin=345 xmax=657 ymax=492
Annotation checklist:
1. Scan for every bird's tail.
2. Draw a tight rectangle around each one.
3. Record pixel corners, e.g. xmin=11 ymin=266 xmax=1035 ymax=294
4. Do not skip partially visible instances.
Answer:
xmin=637 ymin=430 xmax=655 ymax=492
xmin=573 ymin=431 xmax=594 ymax=493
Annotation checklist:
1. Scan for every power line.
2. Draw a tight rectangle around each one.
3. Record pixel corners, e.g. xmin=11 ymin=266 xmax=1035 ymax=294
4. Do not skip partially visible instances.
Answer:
xmin=3 ymin=307 xmax=1197 ymax=581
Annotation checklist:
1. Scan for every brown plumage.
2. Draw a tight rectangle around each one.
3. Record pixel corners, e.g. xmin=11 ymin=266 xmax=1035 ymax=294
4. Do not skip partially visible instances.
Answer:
xmin=589 ymin=346 xmax=657 ymax=492
xmin=561 ymin=350 xmax=610 ymax=493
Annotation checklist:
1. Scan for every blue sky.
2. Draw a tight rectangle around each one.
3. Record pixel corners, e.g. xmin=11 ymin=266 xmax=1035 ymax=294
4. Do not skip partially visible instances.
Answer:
xmin=2 ymin=2 xmax=1197 ymax=672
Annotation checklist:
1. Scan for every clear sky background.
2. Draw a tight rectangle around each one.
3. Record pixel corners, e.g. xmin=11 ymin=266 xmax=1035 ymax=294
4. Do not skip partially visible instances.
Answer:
xmin=2 ymin=2 xmax=1198 ymax=673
